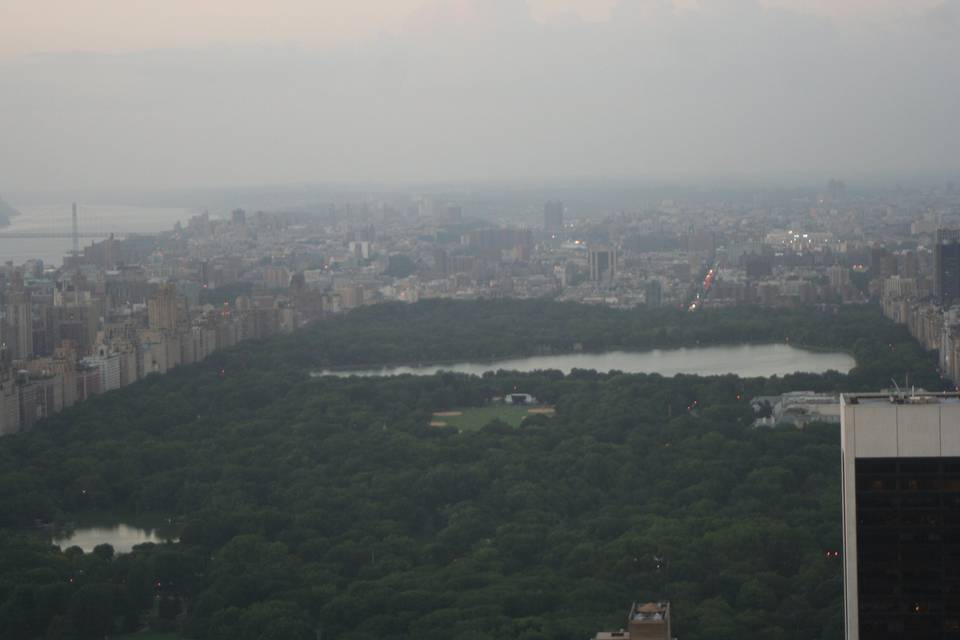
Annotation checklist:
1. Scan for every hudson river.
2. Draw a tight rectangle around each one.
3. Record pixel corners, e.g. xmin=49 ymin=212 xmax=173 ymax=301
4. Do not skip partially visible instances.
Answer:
xmin=0 ymin=203 xmax=193 ymax=265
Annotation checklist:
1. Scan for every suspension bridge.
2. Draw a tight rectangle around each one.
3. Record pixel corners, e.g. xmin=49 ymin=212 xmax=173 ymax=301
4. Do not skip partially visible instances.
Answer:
xmin=0 ymin=204 xmax=128 ymax=254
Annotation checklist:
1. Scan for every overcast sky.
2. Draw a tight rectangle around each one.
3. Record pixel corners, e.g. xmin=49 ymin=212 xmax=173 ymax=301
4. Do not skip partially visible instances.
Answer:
xmin=1 ymin=0 xmax=958 ymax=191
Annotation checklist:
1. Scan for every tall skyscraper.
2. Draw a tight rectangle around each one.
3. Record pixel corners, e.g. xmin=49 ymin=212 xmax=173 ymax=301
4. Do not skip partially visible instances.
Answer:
xmin=8 ymin=290 xmax=33 ymax=360
xmin=935 ymin=229 xmax=960 ymax=306
xmin=544 ymin=201 xmax=564 ymax=232
xmin=841 ymin=391 xmax=960 ymax=640
xmin=589 ymin=245 xmax=617 ymax=283
xmin=148 ymin=284 xmax=180 ymax=332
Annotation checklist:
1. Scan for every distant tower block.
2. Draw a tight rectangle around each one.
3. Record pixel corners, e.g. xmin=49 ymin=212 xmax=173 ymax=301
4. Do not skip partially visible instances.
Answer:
xmin=71 ymin=203 xmax=80 ymax=257
xmin=544 ymin=200 xmax=564 ymax=232
xmin=588 ymin=245 xmax=617 ymax=283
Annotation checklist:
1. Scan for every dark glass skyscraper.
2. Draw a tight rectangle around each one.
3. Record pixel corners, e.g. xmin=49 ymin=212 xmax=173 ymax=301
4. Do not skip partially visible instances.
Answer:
xmin=842 ymin=392 xmax=960 ymax=640
xmin=935 ymin=229 xmax=960 ymax=306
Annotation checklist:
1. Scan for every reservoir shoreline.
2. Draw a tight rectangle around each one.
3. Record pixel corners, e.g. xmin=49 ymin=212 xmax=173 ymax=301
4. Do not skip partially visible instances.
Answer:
xmin=311 ymin=343 xmax=856 ymax=379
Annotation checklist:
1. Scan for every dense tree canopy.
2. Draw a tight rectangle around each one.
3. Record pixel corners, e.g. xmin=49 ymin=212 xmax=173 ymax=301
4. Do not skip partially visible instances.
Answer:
xmin=0 ymin=300 xmax=944 ymax=639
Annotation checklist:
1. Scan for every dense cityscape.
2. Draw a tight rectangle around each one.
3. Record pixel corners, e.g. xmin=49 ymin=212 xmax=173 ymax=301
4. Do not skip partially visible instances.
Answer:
xmin=2 ymin=181 xmax=959 ymax=435
xmin=3 ymin=0 xmax=960 ymax=638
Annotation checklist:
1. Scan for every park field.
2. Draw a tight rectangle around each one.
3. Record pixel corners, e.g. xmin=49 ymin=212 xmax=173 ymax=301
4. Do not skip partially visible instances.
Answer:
xmin=431 ymin=405 xmax=554 ymax=431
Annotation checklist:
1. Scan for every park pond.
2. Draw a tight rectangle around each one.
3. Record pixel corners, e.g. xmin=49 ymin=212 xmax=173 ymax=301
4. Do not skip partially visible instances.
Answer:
xmin=52 ymin=518 xmax=179 ymax=554
xmin=312 ymin=343 xmax=855 ymax=379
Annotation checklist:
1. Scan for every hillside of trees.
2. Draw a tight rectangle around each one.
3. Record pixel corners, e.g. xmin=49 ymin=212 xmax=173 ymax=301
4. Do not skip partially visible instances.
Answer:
xmin=0 ymin=301 xmax=944 ymax=639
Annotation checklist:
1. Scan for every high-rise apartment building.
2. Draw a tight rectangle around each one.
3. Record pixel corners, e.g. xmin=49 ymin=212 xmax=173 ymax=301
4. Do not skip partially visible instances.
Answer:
xmin=934 ymin=229 xmax=960 ymax=306
xmin=589 ymin=245 xmax=617 ymax=283
xmin=544 ymin=201 xmax=564 ymax=232
xmin=841 ymin=391 xmax=960 ymax=640
xmin=148 ymin=284 xmax=180 ymax=332
xmin=828 ymin=265 xmax=852 ymax=290
xmin=7 ymin=290 xmax=33 ymax=360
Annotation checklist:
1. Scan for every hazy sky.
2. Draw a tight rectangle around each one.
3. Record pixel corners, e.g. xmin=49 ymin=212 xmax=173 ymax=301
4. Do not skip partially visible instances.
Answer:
xmin=1 ymin=0 xmax=958 ymax=191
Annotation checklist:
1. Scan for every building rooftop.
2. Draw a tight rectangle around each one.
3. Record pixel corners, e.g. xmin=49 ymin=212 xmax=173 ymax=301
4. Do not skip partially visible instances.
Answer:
xmin=629 ymin=601 xmax=669 ymax=623
xmin=841 ymin=391 xmax=960 ymax=406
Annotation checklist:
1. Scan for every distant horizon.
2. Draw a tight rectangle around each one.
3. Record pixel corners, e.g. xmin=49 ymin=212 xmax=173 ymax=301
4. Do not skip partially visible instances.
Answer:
xmin=6 ymin=169 xmax=960 ymax=207
xmin=3 ymin=1 xmax=957 ymax=194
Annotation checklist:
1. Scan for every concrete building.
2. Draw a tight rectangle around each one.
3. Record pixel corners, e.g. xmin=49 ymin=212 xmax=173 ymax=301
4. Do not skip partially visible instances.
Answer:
xmin=934 ymin=229 xmax=960 ymax=306
xmin=338 ymin=285 xmax=365 ymax=310
xmin=504 ymin=393 xmax=537 ymax=405
xmin=828 ymin=264 xmax=851 ymax=289
xmin=17 ymin=372 xmax=62 ymax=431
xmin=593 ymin=601 xmax=673 ymax=640
xmin=83 ymin=344 xmax=121 ymax=392
xmin=589 ymin=245 xmax=617 ymax=283
xmin=0 ymin=367 xmax=20 ymax=435
xmin=752 ymin=392 xmax=840 ymax=428
xmin=7 ymin=290 xmax=33 ymax=360
xmin=544 ymin=200 xmax=564 ymax=232
xmin=75 ymin=365 xmax=101 ymax=401
xmin=148 ymin=283 xmax=181 ymax=332
xmin=841 ymin=391 xmax=960 ymax=640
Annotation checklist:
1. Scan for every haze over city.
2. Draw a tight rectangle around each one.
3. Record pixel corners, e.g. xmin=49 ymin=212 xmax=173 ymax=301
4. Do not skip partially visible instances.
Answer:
xmin=5 ymin=3 xmax=960 ymax=640
xmin=2 ymin=0 xmax=958 ymax=192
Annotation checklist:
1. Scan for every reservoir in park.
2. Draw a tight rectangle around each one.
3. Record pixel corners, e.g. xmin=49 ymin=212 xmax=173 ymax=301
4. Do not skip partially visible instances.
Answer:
xmin=52 ymin=518 xmax=179 ymax=554
xmin=312 ymin=343 xmax=856 ymax=379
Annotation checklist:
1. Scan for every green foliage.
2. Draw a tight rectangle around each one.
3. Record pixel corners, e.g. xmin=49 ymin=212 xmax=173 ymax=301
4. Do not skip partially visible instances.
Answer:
xmin=436 ymin=405 xmax=535 ymax=431
xmin=384 ymin=255 xmax=419 ymax=278
xmin=0 ymin=300 xmax=940 ymax=639
xmin=225 ymin=299 xmax=942 ymax=392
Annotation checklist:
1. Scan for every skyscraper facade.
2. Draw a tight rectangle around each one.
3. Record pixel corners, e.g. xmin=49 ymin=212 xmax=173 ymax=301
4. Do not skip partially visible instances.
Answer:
xmin=589 ymin=245 xmax=617 ymax=283
xmin=544 ymin=201 xmax=564 ymax=232
xmin=148 ymin=284 xmax=180 ymax=332
xmin=935 ymin=229 xmax=960 ymax=306
xmin=841 ymin=392 xmax=960 ymax=640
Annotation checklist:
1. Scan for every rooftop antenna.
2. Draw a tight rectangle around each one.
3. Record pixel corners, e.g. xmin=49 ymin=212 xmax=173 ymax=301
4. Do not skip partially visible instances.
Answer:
xmin=71 ymin=203 xmax=80 ymax=257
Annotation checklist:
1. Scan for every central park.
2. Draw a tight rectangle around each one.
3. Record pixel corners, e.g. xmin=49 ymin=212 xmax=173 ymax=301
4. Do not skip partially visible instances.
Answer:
xmin=0 ymin=299 xmax=944 ymax=639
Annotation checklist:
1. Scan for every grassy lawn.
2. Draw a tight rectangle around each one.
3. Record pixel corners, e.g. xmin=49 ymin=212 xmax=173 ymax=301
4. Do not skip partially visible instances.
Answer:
xmin=431 ymin=405 xmax=553 ymax=431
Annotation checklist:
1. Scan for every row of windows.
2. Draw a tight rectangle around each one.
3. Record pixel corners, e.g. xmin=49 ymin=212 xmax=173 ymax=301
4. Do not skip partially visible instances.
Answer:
xmin=861 ymin=600 xmax=960 ymax=617
xmin=860 ymin=511 xmax=960 ymax=526
xmin=860 ymin=494 xmax=960 ymax=508
xmin=860 ymin=531 xmax=960 ymax=544
xmin=860 ymin=618 xmax=960 ymax=632
xmin=859 ymin=477 xmax=960 ymax=492
xmin=858 ymin=460 xmax=960 ymax=475
xmin=855 ymin=458 xmax=960 ymax=639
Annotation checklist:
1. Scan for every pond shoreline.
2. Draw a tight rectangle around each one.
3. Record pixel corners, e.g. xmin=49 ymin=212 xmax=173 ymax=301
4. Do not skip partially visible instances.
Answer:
xmin=311 ymin=343 xmax=856 ymax=379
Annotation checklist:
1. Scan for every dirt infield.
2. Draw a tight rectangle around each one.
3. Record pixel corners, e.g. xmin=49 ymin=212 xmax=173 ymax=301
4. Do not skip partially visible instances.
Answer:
xmin=429 ymin=421 xmax=448 ymax=427
xmin=432 ymin=411 xmax=464 ymax=417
